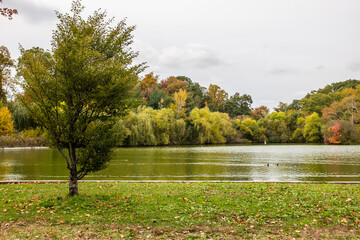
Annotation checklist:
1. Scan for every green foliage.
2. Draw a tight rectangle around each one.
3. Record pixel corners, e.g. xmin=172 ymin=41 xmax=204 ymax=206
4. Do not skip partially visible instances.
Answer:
xmin=264 ymin=112 xmax=290 ymax=143
xmin=16 ymin=0 xmax=144 ymax=195
xmin=238 ymin=118 xmax=260 ymax=143
xmin=7 ymin=100 xmax=36 ymax=131
xmin=188 ymin=107 xmax=235 ymax=144
xmin=303 ymin=113 xmax=323 ymax=143
xmin=123 ymin=107 xmax=186 ymax=146
xmin=185 ymin=81 xmax=206 ymax=112
xmin=317 ymin=79 xmax=360 ymax=94
xmin=147 ymin=87 xmax=166 ymax=109
xmin=300 ymin=93 xmax=334 ymax=116
xmin=221 ymin=92 xmax=253 ymax=118
xmin=126 ymin=107 xmax=157 ymax=146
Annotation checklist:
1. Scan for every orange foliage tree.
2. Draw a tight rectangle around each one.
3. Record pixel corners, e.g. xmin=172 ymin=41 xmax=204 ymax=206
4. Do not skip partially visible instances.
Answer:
xmin=139 ymin=72 xmax=158 ymax=101
xmin=159 ymin=76 xmax=187 ymax=96
xmin=327 ymin=122 xmax=342 ymax=144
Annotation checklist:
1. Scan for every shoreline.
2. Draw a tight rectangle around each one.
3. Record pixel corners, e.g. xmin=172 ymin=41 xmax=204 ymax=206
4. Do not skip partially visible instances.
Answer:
xmin=0 ymin=146 xmax=49 ymax=150
xmin=2 ymin=180 xmax=360 ymax=184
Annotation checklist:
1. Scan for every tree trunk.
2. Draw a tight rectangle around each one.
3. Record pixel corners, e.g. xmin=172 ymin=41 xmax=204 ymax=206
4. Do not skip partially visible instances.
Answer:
xmin=69 ymin=170 xmax=78 ymax=196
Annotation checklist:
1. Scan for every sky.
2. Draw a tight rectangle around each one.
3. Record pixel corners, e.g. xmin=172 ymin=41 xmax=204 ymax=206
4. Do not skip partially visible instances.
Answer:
xmin=1 ymin=0 xmax=360 ymax=109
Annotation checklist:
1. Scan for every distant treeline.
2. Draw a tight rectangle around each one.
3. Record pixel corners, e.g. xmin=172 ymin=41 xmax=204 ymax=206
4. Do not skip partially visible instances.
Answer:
xmin=1 ymin=73 xmax=360 ymax=146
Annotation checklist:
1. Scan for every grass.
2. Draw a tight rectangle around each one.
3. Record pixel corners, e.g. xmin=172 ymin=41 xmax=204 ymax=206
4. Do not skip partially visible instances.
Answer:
xmin=1 ymin=182 xmax=360 ymax=239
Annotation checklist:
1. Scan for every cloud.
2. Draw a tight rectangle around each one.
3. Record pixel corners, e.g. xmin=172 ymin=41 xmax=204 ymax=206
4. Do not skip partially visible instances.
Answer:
xmin=347 ymin=61 xmax=360 ymax=72
xmin=316 ymin=65 xmax=325 ymax=70
xmin=158 ymin=43 xmax=224 ymax=69
xmin=8 ymin=0 xmax=57 ymax=23
xmin=265 ymin=63 xmax=297 ymax=75
xmin=293 ymin=90 xmax=308 ymax=98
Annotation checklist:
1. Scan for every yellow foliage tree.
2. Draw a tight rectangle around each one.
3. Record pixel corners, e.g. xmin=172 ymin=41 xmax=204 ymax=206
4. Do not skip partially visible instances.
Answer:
xmin=0 ymin=106 xmax=14 ymax=135
xmin=171 ymin=89 xmax=187 ymax=117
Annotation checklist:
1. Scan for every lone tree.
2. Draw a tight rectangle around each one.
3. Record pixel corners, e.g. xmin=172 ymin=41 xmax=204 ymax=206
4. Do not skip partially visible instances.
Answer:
xmin=16 ymin=0 xmax=145 ymax=196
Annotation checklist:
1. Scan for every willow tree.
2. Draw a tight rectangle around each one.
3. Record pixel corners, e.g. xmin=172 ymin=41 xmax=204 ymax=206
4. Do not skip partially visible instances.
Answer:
xmin=16 ymin=0 xmax=144 ymax=196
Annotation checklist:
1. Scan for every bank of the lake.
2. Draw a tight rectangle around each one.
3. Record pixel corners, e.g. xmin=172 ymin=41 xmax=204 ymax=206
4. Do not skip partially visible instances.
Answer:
xmin=1 ymin=182 xmax=359 ymax=239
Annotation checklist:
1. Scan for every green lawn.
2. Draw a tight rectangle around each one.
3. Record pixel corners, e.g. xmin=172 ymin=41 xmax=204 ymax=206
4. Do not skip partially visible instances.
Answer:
xmin=1 ymin=182 xmax=359 ymax=239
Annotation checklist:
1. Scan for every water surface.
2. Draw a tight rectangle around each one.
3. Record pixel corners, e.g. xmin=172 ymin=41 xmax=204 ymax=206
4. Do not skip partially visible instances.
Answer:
xmin=1 ymin=145 xmax=360 ymax=182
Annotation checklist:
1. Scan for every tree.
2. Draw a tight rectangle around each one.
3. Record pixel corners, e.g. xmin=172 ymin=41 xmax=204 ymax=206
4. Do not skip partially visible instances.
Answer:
xmin=221 ymin=92 xmax=253 ymax=118
xmin=327 ymin=122 xmax=342 ymax=144
xmin=300 ymin=93 xmax=334 ymax=116
xmin=171 ymin=89 xmax=187 ymax=118
xmin=185 ymin=80 xmax=206 ymax=111
xmin=0 ymin=106 xmax=13 ymax=135
xmin=290 ymin=116 xmax=305 ymax=143
xmin=251 ymin=105 xmax=269 ymax=120
xmin=138 ymin=72 xmax=158 ymax=102
xmin=303 ymin=112 xmax=323 ymax=143
xmin=274 ymin=102 xmax=288 ymax=112
xmin=207 ymin=84 xmax=228 ymax=110
xmin=265 ymin=112 xmax=290 ymax=143
xmin=0 ymin=0 xmax=17 ymax=20
xmin=0 ymin=46 xmax=13 ymax=102
xmin=16 ymin=1 xmax=144 ymax=196
xmin=159 ymin=76 xmax=187 ymax=96
xmin=188 ymin=107 xmax=234 ymax=144
xmin=322 ymin=95 xmax=360 ymax=125
xmin=147 ymin=87 xmax=166 ymax=109
xmin=238 ymin=118 xmax=260 ymax=143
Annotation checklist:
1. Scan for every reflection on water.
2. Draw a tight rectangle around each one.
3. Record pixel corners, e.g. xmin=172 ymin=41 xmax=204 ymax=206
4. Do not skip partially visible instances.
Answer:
xmin=1 ymin=145 xmax=360 ymax=181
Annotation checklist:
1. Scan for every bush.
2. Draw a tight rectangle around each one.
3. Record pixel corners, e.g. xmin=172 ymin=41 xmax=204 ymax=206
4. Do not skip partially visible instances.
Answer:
xmin=0 ymin=135 xmax=48 ymax=147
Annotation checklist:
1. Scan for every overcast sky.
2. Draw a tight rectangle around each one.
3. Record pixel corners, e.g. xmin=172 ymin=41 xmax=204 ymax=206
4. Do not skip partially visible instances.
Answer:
xmin=1 ymin=0 xmax=360 ymax=109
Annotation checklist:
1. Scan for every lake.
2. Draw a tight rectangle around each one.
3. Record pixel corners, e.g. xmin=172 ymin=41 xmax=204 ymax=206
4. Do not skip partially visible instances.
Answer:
xmin=1 ymin=145 xmax=360 ymax=182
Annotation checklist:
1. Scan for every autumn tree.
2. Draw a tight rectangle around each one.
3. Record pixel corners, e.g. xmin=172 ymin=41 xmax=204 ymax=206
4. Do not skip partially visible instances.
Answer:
xmin=0 ymin=106 xmax=13 ymax=135
xmin=207 ymin=84 xmax=228 ymax=110
xmin=16 ymin=1 xmax=144 ymax=196
xmin=0 ymin=46 xmax=13 ymax=102
xmin=0 ymin=0 xmax=17 ymax=19
xmin=250 ymin=105 xmax=269 ymax=120
xmin=327 ymin=122 xmax=342 ymax=144
xmin=138 ymin=72 xmax=158 ymax=102
xmin=171 ymin=89 xmax=187 ymax=118
xmin=159 ymin=76 xmax=187 ymax=96
xmin=322 ymin=95 xmax=360 ymax=125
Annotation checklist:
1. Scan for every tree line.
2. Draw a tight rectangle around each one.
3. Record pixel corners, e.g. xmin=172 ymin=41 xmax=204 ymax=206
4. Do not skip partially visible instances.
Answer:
xmin=109 ymin=78 xmax=360 ymax=146
xmin=2 ymin=65 xmax=359 ymax=146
